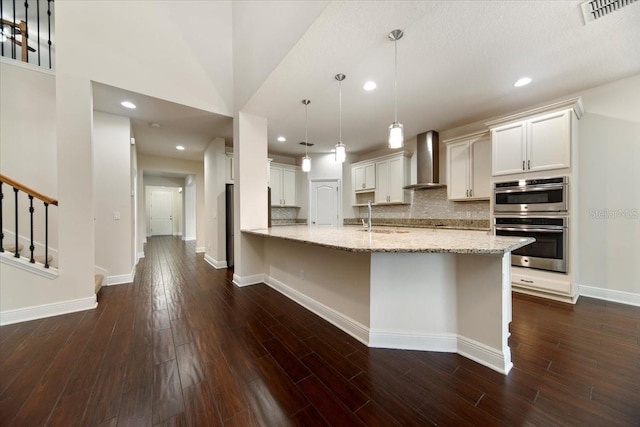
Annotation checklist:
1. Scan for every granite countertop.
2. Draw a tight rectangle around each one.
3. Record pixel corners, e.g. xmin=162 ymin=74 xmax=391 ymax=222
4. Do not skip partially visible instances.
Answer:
xmin=242 ymin=225 xmax=533 ymax=255
xmin=343 ymin=218 xmax=490 ymax=231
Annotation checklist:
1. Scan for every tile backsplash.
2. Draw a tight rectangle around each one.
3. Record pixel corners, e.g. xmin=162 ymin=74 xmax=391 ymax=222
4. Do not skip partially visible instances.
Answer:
xmin=271 ymin=207 xmax=299 ymax=221
xmin=356 ymin=187 xmax=489 ymax=220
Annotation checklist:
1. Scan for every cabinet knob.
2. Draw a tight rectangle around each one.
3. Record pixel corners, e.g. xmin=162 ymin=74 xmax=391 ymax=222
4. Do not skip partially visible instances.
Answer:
xmin=527 ymin=160 xmax=531 ymax=170
xmin=469 ymin=189 xmax=473 ymax=197
xmin=522 ymin=160 xmax=525 ymax=171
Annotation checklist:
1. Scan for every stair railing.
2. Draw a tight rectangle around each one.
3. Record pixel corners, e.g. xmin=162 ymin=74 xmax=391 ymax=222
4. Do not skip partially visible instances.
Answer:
xmin=1 ymin=0 xmax=55 ymax=69
xmin=0 ymin=174 xmax=58 ymax=268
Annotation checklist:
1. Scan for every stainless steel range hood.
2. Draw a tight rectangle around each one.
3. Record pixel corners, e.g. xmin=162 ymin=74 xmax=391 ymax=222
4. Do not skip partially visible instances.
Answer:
xmin=403 ymin=130 xmax=446 ymax=190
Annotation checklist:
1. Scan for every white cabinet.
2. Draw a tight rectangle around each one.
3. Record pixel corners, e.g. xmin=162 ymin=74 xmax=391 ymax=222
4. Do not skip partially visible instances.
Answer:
xmin=270 ymin=164 xmax=297 ymax=206
xmin=445 ymin=133 xmax=491 ymax=201
xmin=491 ymin=110 xmax=571 ymax=176
xmin=225 ymin=152 xmax=234 ymax=183
xmin=375 ymin=153 xmax=410 ymax=204
xmin=353 ymin=162 xmax=376 ymax=192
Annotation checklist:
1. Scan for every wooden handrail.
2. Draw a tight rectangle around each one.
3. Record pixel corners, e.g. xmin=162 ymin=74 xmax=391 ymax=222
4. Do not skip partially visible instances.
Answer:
xmin=0 ymin=174 xmax=58 ymax=206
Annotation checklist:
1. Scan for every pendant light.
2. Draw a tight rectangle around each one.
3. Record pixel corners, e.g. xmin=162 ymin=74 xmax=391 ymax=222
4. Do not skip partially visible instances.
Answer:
xmin=301 ymin=99 xmax=312 ymax=172
xmin=388 ymin=29 xmax=404 ymax=149
xmin=335 ymin=73 xmax=346 ymax=163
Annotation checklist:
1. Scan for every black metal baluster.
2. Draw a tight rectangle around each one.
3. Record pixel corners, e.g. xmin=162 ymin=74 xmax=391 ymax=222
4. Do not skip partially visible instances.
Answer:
xmin=24 ymin=0 xmax=28 ymax=63
xmin=12 ymin=0 xmax=17 ymax=60
xmin=0 ymin=182 xmax=4 ymax=252
xmin=0 ymin=0 xmax=4 ymax=58
xmin=44 ymin=202 xmax=49 ymax=268
xmin=37 ymin=0 xmax=41 ymax=66
xmin=47 ymin=0 xmax=51 ymax=69
xmin=13 ymin=188 xmax=19 ymax=257
xmin=28 ymin=195 xmax=35 ymax=263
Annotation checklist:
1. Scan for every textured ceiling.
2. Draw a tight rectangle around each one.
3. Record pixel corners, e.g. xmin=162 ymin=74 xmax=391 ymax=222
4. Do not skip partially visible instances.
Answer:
xmin=247 ymin=0 xmax=640 ymax=157
xmin=92 ymin=1 xmax=640 ymax=161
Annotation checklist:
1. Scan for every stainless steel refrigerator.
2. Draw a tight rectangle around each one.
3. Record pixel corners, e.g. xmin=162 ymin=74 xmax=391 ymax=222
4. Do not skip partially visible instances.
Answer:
xmin=225 ymin=184 xmax=234 ymax=268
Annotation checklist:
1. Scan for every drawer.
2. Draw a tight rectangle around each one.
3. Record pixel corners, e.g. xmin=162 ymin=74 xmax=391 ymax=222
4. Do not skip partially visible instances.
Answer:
xmin=512 ymin=272 xmax=571 ymax=295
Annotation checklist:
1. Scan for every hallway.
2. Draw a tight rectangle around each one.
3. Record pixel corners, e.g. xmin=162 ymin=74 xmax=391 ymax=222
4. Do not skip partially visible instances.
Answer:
xmin=1 ymin=236 xmax=638 ymax=426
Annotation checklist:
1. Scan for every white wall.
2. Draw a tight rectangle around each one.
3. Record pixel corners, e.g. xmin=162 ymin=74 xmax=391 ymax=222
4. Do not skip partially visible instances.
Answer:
xmin=92 ymin=111 xmax=134 ymax=283
xmin=577 ymin=74 xmax=640 ymax=298
xmin=184 ymin=175 xmax=197 ymax=242
xmin=204 ymin=138 xmax=227 ymax=266
xmin=233 ymin=112 xmax=268 ymax=283
xmin=0 ymin=61 xmax=58 ymax=253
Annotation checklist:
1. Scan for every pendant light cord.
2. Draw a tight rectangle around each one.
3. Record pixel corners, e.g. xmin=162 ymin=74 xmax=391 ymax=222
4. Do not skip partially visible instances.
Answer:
xmin=339 ymin=79 xmax=343 ymax=142
xmin=394 ymin=38 xmax=398 ymax=123
xmin=305 ymin=102 xmax=309 ymax=156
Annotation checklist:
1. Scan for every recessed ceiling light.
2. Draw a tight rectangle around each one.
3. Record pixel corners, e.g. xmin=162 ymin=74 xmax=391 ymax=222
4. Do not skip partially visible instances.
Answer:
xmin=176 ymin=145 xmax=185 ymax=151
xmin=363 ymin=81 xmax=377 ymax=91
xmin=514 ymin=77 xmax=532 ymax=87
xmin=150 ymin=122 xmax=160 ymax=128
xmin=121 ymin=101 xmax=136 ymax=109
xmin=277 ymin=136 xmax=286 ymax=142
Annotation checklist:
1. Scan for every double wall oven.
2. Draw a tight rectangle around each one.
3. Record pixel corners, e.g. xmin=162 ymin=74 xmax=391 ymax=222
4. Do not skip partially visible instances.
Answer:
xmin=493 ymin=177 xmax=568 ymax=273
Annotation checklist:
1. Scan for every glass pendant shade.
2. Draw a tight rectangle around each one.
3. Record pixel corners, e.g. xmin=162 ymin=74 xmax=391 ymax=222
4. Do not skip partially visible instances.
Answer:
xmin=301 ymin=99 xmax=311 ymax=173
xmin=335 ymin=142 xmax=346 ymax=163
xmin=301 ymin=155 xmax=311 ymax=172
xmin=388 ymin=122 xmax=404 ymax=149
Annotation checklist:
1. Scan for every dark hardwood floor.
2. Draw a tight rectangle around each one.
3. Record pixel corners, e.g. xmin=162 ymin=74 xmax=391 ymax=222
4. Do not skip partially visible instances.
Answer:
xmin=1 ymin=236 xmax=638 ymax=426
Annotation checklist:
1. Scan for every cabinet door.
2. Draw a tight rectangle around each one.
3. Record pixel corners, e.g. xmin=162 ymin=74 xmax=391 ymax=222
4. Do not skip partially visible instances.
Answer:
xmin=270 ymin=167 xmax=282 ymax=206
xmin=387 ymin=157 xmax=407 ymax=203
xmin=375 ymin=161 xmax=389 ymax=203
xmin=354 ymin=166 xmax=366 ymax=190
xmin=492 ymin=122 xmax=526 ymax=176
xmin=282 ymin=169 xmax=296 ymax=206
xmin=447 ymin=141 xmax=470 ymax=200
xmin=527 ymin=110 xmax=570 ymax=172
xmin=363 ymin=163 xmax=376 ymax=190
xmin=470 ymin=136 xmax=491 ymax=199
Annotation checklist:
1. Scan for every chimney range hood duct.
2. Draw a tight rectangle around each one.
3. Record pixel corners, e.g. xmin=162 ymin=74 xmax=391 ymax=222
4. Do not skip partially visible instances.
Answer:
xmin=403 ymin=130 xmax=446 ymax=190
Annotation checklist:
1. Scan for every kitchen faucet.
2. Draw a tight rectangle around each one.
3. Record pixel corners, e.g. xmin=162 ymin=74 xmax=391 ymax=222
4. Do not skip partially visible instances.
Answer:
xmin=367 ymin=200 xmax=372 ymax=232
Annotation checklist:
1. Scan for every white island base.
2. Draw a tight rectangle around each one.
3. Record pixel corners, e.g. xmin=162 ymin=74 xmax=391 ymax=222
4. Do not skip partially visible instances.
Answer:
xmin=240 ymin=227 xmax=528 ymax=375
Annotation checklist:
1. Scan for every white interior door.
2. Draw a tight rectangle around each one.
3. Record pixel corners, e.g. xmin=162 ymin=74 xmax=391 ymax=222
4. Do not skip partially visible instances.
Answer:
xmin=150 ymin=190 xmax=173 ymax=236
xmin=310 ymin=180 xmax=339 ymax=227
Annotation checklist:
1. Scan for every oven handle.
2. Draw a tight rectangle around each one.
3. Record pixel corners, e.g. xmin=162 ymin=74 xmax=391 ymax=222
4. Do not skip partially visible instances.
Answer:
xmin=494 ymin=185 xmax=564 ymax=194
xmin=494 ymin=226 xmax=564 ymax=233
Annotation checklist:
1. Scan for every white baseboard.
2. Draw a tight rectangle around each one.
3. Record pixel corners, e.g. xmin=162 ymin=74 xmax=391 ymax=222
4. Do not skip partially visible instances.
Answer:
xmin=1 ymin=252 xmax=58 ymax=279
xmin=458 ymin=335 xmax=513 ymax=375
xmin=578 ymin=284 xmax=640 ymax=307
xmin=369 ymin=329 xmax=457 ymax=352
xmin=137 ymin=251 xmax=145 ymax=262
xmin=0 ymin=295 xmax=97 ymax=326
xmin=232 ymin=273 xmax=265 ymax=287
xmin=265 ymin=276 xmax=370 ymax=346
xmin=204 ymin=254 xmax=227 ymax=269
xmin=106 ymin=265 xmax=136 ymax=286
xmin=196 ymin=246 xmax=205 ymax=253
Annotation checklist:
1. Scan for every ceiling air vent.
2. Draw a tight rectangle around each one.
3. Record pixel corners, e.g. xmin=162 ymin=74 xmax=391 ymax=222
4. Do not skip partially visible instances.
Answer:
xmin=581 ymin=0 xmax=637 ymax=24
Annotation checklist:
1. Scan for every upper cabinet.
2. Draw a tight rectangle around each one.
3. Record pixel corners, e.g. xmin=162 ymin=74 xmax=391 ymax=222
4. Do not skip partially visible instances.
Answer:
xmin=488 ymin=99 xmax=583 ymax=177
xmin=445 ymin=132 xmax=491 ymax=201
xmin=270 ymin=163 xmax=298 ymax=206
xmin=351 ymin=152 xmax=410 ymax=206
xmin=375 ymin=153 xmax=410 ymax=204
xmin=353 ymin=162 xmax=376 ymax=192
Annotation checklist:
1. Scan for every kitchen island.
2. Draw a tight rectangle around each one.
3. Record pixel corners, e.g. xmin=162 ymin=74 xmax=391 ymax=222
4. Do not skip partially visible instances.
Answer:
xmin=241 ymin=225 xmax=533 ymax=374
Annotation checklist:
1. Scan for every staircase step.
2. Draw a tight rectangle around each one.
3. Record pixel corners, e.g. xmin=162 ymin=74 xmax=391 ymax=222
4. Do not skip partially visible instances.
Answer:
xmin=4 ymin=243 xmax=24 ymax=253
xmin=95 ymin=274 xmax=104 ymax=294
xmin=34 ymin=254 xmax=54 ymax=265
